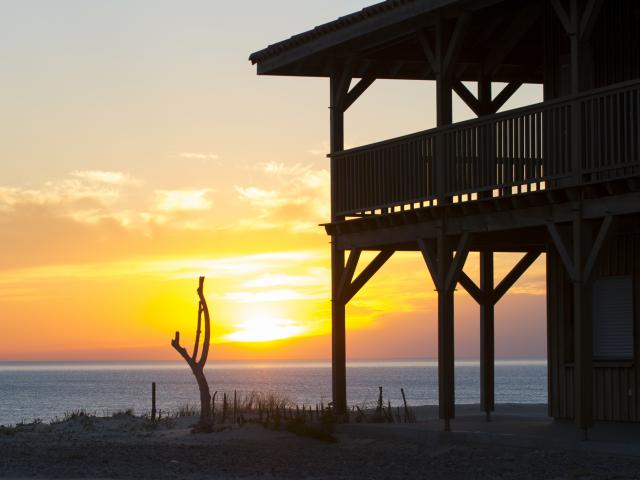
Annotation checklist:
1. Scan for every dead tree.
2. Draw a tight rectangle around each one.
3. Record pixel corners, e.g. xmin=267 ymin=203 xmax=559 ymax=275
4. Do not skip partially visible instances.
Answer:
xmin=171 ymin=276 xmax=213 ymax=430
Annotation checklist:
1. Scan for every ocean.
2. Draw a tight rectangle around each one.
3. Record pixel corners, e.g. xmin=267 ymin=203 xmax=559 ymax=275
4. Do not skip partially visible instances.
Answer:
xmin=0 ymin=360 xmax=547 ymax=426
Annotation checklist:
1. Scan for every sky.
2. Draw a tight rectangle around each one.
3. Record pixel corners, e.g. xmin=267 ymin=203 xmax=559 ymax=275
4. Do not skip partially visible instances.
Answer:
xmin=0 ymin=1 xmax=546 ymax=361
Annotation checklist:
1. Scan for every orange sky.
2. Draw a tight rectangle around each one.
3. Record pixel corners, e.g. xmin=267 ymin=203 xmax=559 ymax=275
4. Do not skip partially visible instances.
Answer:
xmin=0 ymin=1 xmax=547 ymax=361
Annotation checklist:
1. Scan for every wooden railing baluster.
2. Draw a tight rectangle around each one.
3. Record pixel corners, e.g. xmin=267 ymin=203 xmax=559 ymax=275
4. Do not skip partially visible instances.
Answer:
xmin=330 ymin=80 xmax=640 ymax=218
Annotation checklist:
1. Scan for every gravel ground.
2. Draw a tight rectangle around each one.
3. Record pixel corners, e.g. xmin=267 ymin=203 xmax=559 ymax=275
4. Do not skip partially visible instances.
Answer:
xmin=1 ymin=416 xmax=639 ymax=479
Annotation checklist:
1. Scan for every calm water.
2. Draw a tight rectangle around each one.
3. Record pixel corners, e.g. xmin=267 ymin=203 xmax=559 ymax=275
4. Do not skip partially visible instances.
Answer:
xmin=0 ymin=360 xmax=547 ymax=426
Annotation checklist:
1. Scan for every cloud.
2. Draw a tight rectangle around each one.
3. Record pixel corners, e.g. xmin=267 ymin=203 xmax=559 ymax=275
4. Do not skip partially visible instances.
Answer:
xmin=0 ymin=170 xmax=141 ymax=224
xmin=241 ymin=272 xmax=325 ymax=288
xmin=154 ymin=189 xmax=214 ymax=212
xmin=232 ymin=162 xmax=330 ymax=232
xmin=176 ymin=152 xmax=219 ymax=161
xmin=70 ymin=170 xmax=136 ymax=185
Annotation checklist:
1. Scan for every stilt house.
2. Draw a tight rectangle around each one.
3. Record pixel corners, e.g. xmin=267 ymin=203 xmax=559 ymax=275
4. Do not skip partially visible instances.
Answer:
xmin=250 ymin=0 xmax=640 ymax=430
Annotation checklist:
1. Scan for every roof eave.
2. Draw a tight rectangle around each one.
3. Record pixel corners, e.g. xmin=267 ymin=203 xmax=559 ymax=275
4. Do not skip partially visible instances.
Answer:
xmin=249 ymin=0 xmax=461 ymax=76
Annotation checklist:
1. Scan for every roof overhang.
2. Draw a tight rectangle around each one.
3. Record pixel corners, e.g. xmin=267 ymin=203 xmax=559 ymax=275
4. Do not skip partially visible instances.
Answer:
xmin=249 ymin=0 xmax=544 ymax=84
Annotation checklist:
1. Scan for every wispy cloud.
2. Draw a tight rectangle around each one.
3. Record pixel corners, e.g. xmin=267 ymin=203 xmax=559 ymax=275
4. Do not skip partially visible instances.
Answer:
xmin=232 ymin=162 xmax=329 ymax=232
xmin=0 ymin=170 xmax=141 ymax=224
xmin=176 ymin=152 xmax=219 ymax=161
xmin=154 ymin=189 xmax=214 ymax=212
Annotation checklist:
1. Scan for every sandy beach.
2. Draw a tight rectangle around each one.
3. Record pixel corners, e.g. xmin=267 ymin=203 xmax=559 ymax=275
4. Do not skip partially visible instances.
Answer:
xmin=2 ymin=405 xmax=640 ymax=479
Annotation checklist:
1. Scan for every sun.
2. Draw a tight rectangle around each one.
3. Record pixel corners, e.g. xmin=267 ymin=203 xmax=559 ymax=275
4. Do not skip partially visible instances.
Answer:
xmin=223 ymin=313 xmax=306 ymax=343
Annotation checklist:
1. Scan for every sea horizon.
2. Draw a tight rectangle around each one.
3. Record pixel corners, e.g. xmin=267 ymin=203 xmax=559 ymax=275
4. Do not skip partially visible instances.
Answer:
xmin=0 ymin=358 xmax=548 ymax=426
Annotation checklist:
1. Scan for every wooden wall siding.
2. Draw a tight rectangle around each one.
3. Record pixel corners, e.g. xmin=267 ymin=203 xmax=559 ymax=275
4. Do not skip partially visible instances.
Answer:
xmin=331 ymin=80 xmax=639 ymax=217
xmin=592 ymin=0 xmax=640 ymax=90
xmin=548 ymin=222 xmax=640 ymax=421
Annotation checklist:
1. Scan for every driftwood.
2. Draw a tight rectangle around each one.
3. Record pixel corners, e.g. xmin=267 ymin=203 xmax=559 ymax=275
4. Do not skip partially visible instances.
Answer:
xmin=171 ymin=276 xmax=213 ymax=430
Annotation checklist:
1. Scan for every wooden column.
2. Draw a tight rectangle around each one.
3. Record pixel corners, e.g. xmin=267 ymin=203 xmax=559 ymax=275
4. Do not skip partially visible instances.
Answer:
xmin=479 ymin=251 xmax=495 ymax=420
xmin=568 ymin=0 xmax=584 ymax=185
xmin=572 ymin=209 xmax=593 ymax=435
xmin=330 ymin=72 xmax=347 ymax=416
xmin=547 ymin=213 xmax=613 ymax=435
xmin=477 ymin=76 xmax=492 ymax=116
xmin=437 ymin=227 xmax=455 ymax=430
xmin=434 ymin=17 xmax=453 ymax=205
xmin=459 ymin=251 xmax=542 ymax=421
xmin=551 ymin=0 xmax=602 ymax=184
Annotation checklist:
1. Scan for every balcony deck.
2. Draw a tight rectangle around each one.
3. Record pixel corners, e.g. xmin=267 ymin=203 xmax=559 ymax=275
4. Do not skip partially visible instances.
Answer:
xmin=330 ymin=80 xmax=640 ymax=222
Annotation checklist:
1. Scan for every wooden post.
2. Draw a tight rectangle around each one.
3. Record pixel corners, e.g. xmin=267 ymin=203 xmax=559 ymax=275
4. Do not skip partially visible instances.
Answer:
xmin=330 ymin=71 xmax=347 ymax=417
xmin=480 ymin=251 xmax=495 ymax=420
xmin=233 ymin=389 xmax=237 ymax=424
xmin=573 ymin=209 xmax=593 ymax=436
xmin=569 ymin=0 xmax=583 ymax=186
xmin=437 ymin=227 xmax=455 ymax=430
xmin=434 ymin=17 xmax=452 ymax=205
xmin=151 ymin=382 xmax=156 ymax=422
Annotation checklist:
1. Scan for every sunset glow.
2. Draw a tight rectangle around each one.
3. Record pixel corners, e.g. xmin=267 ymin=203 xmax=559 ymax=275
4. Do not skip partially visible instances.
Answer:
xmin=0 ymin=0 xmax=547 ymax=362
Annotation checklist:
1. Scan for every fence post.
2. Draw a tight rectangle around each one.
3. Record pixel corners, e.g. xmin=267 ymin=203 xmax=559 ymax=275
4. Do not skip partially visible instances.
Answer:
xmin=151 ymin=382 xmax=156 ymax=422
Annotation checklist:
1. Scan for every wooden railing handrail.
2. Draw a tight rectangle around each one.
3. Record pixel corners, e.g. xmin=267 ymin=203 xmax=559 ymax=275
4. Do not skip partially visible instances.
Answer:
xmin=330 ymin=79 xmax=640 ymax=160
xmin=331 ymin=78 xmax=640 ymax=218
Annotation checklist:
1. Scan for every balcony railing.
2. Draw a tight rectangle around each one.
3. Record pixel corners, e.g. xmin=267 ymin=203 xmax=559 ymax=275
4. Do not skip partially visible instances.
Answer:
xmin=331 ymin=79 xmax=640 ymax=218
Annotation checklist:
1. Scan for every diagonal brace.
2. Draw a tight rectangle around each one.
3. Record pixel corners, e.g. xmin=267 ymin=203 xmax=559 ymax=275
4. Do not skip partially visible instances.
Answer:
xmin=341 ymin=249 xmax=394 ymax=304
xmin=491 ymin=251 xmax=542 ymax=303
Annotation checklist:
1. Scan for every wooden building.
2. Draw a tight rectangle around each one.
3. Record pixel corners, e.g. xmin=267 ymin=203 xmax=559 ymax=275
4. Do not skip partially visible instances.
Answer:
xmin=250 ymin=0 xmax=640 ymax=432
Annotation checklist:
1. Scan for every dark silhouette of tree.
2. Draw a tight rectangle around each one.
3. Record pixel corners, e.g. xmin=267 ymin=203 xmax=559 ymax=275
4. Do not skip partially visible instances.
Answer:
xmin=171 ymin=276 xmax=212 ymax=430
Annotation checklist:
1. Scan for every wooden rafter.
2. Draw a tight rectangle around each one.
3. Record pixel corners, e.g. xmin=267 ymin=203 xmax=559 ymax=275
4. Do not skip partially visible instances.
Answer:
xmin=484 ymin=2 xmax=542 ymax=76
xmin=417 ymin=29 xmax=437 ymax=72
xmin=442 ymin=13 xmax=471 ymax=76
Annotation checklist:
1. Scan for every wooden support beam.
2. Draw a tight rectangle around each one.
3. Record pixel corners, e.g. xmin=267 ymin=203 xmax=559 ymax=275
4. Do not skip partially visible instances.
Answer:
xmin=330 ymin=68 xmax=347 ymax=417
xmin=491 ymin=81 xmax=523 ymax=113
xmin=452 ymin=81 xmax=481 ymax=116
xmin=342 ymin=249 xmax=394 ymax=304
xmin=546 ymin=222 xmax=576 ymax=281
xmin=550 ymin=0 xmax=572 ymax=34
xmin=491 ymin=251 xmax=542 ymax=303
xmin=445 ymin=232 xmax=471 ymax=293
xmin=419 ymin=230 xmax=472 ymax=431
xmin=580 ymin=0 xmax=604 ymax=41
xmin=572 ymin=212 xmax=593 ymax=434
xmin=583 ymin=214 xmax=613 ymax=280
xmin=332 ymin=58 xmax=356 ymax=112
xmin=417 ymin=238 xmax=438 ymax=288
xmin=458 ymin=271 xmax=484 ymax=304
xmin=338 ymin=249 xmax=361 ymax=300
xmin=480 ymin=251 xmax=495 ymax=419
xmin=437 ymin=228 xmax=455 ymax=430
xmin=331 ymin=244 xmax=347 ymax=416
xmin=477 ymin=76 xmax=492 ymax=117
xmin=341 ymin=76 xmax=376 ymax=111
